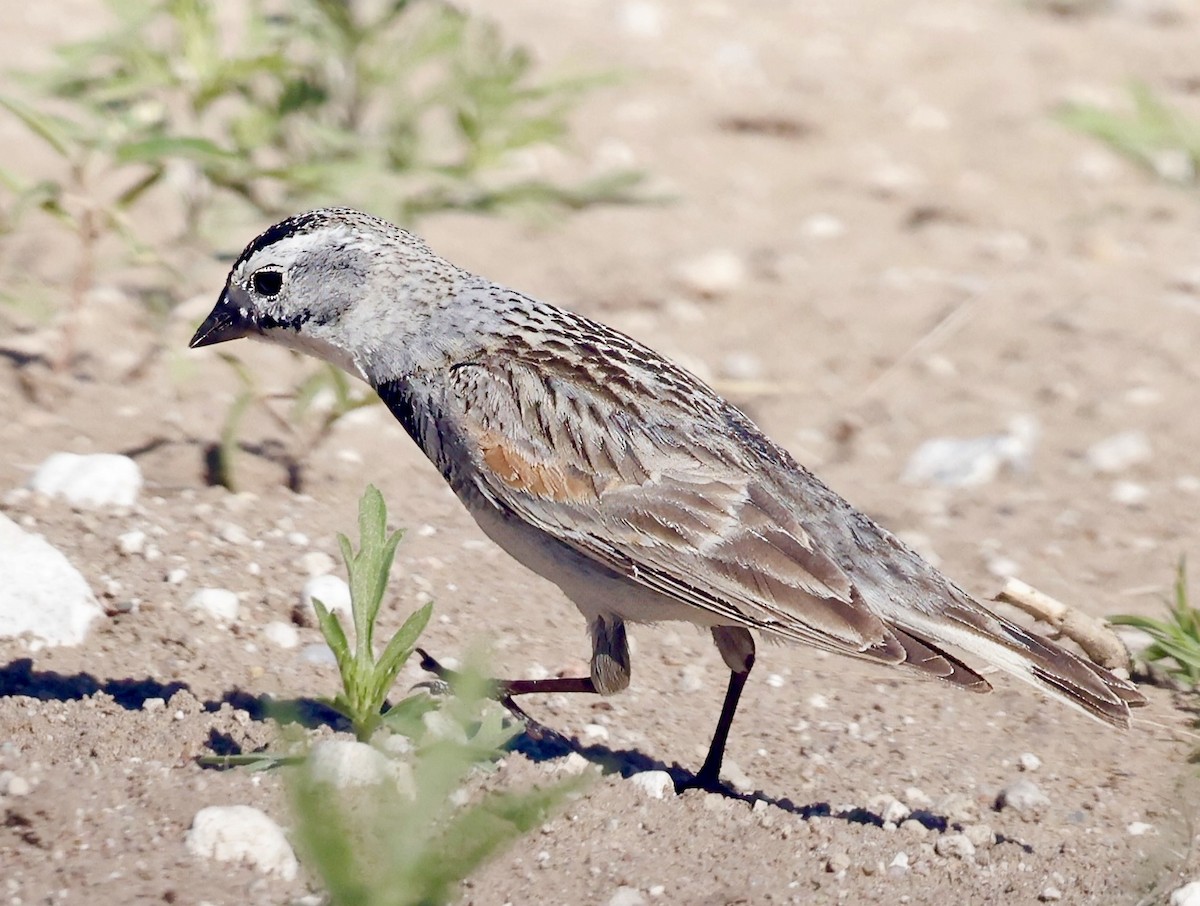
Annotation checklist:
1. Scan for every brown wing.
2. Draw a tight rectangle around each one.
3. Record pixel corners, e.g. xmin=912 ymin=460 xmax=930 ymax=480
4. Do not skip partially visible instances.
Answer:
xmin=442 ymin=352 xmax=972 ymax=678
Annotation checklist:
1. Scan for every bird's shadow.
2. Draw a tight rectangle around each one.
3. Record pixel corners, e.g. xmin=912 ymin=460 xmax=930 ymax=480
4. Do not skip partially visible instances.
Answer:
xmin=0 ymin=658 xmax=1032 ymax=851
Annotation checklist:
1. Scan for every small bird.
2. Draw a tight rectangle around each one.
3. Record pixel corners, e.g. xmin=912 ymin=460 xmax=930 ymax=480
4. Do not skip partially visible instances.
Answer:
xmin=191 ymin=208 xmax=1144 ymax=791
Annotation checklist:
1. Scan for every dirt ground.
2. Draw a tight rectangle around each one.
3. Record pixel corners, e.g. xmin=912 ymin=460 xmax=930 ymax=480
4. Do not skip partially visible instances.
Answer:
xmin=3 ymin=1 xmax=1200 ymax=903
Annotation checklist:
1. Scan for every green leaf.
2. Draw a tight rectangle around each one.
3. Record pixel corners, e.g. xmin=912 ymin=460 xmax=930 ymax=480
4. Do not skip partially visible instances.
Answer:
xmin=0 ymin=95 xmax=79 ymax=159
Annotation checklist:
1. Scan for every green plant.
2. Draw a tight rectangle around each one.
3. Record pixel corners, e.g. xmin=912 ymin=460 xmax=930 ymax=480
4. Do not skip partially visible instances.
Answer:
xmin=1058 ymin=83 xmax=1200 ymax=185
xmin=1111 ymin=559 xmax=1200 ymax=685
xmin=312 ymin=484 xmax=434 ymax=741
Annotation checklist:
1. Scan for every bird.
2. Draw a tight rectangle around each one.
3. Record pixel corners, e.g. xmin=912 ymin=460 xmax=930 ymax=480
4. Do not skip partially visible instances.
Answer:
xmin=190 ymin=207 xmax=1144 ymax=792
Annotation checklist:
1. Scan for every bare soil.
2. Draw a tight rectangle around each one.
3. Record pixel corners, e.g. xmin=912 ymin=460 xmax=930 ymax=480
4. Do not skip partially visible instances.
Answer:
xmin=3 ymin=1 xmax=1200 ymax=904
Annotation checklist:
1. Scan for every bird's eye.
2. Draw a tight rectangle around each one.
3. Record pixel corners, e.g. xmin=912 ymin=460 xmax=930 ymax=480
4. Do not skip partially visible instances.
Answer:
xmin=252 ymin=269 xmax=284 ymax=297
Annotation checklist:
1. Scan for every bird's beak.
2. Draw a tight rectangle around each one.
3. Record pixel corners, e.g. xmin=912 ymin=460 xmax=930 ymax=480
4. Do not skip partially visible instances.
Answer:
xmin=189 ymin=289 xmax=253 ymax=348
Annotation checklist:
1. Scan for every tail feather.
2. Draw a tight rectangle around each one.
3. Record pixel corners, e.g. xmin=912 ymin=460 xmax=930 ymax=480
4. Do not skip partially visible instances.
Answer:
xmin=888 ymin=603 xmax=1145 ymax=728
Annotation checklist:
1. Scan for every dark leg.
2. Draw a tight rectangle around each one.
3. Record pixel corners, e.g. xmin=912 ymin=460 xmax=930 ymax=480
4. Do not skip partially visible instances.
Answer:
xmin=678 ymin=626 xmax=756 ymax=793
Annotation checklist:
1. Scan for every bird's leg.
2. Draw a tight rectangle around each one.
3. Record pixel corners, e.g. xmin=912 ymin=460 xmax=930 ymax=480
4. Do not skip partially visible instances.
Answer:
xmin=681 ymin=626 xmax=756 ymax=793
xmin=414 ymin=617 xmax=629 ymax=731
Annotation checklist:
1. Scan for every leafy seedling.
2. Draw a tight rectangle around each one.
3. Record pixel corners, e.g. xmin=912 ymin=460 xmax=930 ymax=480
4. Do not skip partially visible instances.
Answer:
xmin=1111 ymin=559 xmax=1200 ymax=686
xmin=312 ymin=484 xmax=433 ymax=741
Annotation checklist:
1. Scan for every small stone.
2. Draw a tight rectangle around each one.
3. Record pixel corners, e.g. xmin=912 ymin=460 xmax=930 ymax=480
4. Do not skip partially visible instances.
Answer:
xmin=308 ymin=740 xmax=412 ymax=795
xmin=185 ymin=805 xmax=298 ymax=879
xmin=187 ymin=588 xmax=239 ymax=623
xmin=903 ymin=417 xmax=1038 ymax=487
xmin=263 ymin=621 xmax=299 ymax=649
xmin=1127 ymin=821 xmax=1155 ymax=836
xmin=29 ymin=452 xmax=142 ymax=508
xmin=801 ymin=213 xmax=846 ymax=239
xmin=881 ymin=798 xmax=910 ymax=825
xmin=1086 ymin=431 xmax=1151 ymax=474
xmin=1 ymin=773 xmax=31 ymax=797
xmin=822 ymin=851 xmax=849 ymax=874
xmin=117 ymin=530 xmax=147 ymax=556
xmin=934 ymin=833 xmax=976 ymax=859
xmin=300 ymin=643 xmax=336 ymax=665
xmin=142 ymin=697 xmax=166 ymax=712
xmin=219 ymin=523 xmax=250 ymax=546
xmin=608 ymin=886 xmax=646 ymax=906
xmin=1111 ymin=481 xmax=1149 ymax=507
xmin=629 ymin=771 xmax=675 ymax=800
xmin=1040 ymin=887 xmax=1063 ymax=902
xmin=166 ymin=568 xmax=188 ymax=585
xmin=765 ymin=673 xmax=785 ymax=689
xmin=301 ymin=574 xmax=352 ymax=617
xmin=0 ymin=514 xmax=104 ymax=647
xmin=903 ymin=786 xmax=932 ymax=809
xmin=583 ymin=723 xmax=609 ymax=741
xmin=1018 ymin=752 xmax=1042 ymax=772
xmin=679 ymin=664 xmax=706 ymax=693
xmin=298 ymin=551 xmax=337 ymax=577
xmin=996 ymin=778 xmax=1051 ymax=816
xmin=1170 ymin=881 xmax=1200 ymax=906
xmin=674 ymin=249 xmax=747 ymax=299
xmin=556 ymin=752 xmax=592 ymax=775
xmin=963 ymin=823 xmax=995 ymax=849
xmin=900 ymin=819 xmax=928 ymax=837
xmin=807 ymin=693 xmax=829 ymax=710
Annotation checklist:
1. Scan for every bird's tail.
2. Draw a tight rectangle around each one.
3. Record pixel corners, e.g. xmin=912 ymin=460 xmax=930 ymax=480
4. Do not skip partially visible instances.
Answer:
xmin=889 ymin=602 xmax=1145 ymax=728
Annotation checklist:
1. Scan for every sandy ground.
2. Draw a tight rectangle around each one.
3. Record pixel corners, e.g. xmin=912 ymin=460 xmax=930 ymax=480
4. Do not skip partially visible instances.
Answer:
xmin=3 ymin=1 xmax=1200 ymax=903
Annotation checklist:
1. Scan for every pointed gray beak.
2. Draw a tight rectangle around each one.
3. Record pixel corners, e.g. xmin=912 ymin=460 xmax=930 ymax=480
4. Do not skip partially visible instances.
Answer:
xmin=189 ymin=290 xmax=252 ymax=348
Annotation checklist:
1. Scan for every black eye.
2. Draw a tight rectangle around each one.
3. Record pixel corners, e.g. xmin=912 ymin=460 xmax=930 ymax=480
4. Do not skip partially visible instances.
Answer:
xmin=252 ymin=269 xmax=283 ymax=297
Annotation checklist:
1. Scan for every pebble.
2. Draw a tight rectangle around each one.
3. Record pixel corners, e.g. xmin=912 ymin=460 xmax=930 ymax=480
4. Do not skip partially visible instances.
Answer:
xmin=300 ymin=643 xmax=337 ymax=666
xmin=1127 ymin=821 xmax=1154 ymax=836
xmin=608 ymin=887 xmax=646 ymax=906
xmin=903 ymin=786 xmax=933 ymax=809
xmin=29 ymin=452 xmax=142 ymax=508
xmin=299 ymin=551 xmax=337 ymax=577
xmin=1018 ymin=752 xmax=1042 ymax=772
xmin=801 ymin=213 xmax=847 ymax=239
xmin=555 ymin=752 xmax=593 ymax=775
xmin=934 ymin=833 xmax=976 ymax=859
xmin=263 ymin=621 xmax=299 ymax=649
xmin=673 ymin=249 xmax=747 ymax=299
xmin=629 ymin=771 xmax=675 ymax=800
xmin=0 ymin=772 xmax=31 ymax=797
xmin=1086 ymin=431 xmax=1151 ymax=474
xmin=996 ymin=778 xmax=1051 ymax=816
xmin=1171 ymin=881 xmax=1200 ymax=906
xmin=826 ymin=852 xmax=851 ymax=873
xmin=219 ymin=523 xmax=250 ymax=546
xmin=308 ymin=739 xmax=414 ymax=796
xmin=1040 ymin=887 xmax=1063 ymax=902
xmin=1111 ymin=481 xmax=1149 ymax=507
xmin=902 ymin=416 xmax=1038 ymax=487
xmin=301 ymin=574 xmax=352 ymax=617
xmin=679 ymin=664 xmax=706 ymax=693
xmin=187 ymin=588 xmax=239 ymax=623
xmin=0 ymin=514 xmax=104 ymax=646
xmin=880 ymin=798 xmax=910 ymax=825
xmin=963 ymin=823 xmax=995 ymax=849
xmin=166 ymin=568 xmax=188 ymax=585
xmin=185 ymin=805 xmax=298 ymax=879
xmin=116 ymin=530 xmax=147 ymax=556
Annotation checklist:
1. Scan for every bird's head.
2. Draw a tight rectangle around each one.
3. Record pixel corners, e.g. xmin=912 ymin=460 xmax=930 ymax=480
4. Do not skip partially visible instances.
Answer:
xmin=190 ymin=207 xmax=458 ymax=379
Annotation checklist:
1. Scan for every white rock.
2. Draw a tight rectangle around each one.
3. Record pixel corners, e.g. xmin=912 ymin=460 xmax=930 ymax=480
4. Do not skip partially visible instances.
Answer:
xmin=0 ymin=514 xmax=103 ymax=646
xmin=679 ymin=664 xmax=706 ymax=693
xmin=300 ymin=643 xmax=337 ymax=665
xmin=555 ymin=752 xmax=593 ymax=775
xmin=608 ymin=887 xmax=646 ymax=906
xmin=1171 ymin=881 xmax=1200 ymax=906
xmin=166 ymin=568 xmax=188 ymax=585
xmin=801 ymin=213 xmax=846 ymax=239
xmin=1127 ymin=821 xmax=1155 ymax=836
xmin=1018 ymin=752 xmax=1042 ymax=772
xmin=1040 ymin=887 xmax=1063 ymax=902
xmin=117 ymin=530 xmax=147 ymax=556
xmin=674 ymin=249 xmax=747 ymax=299
xmin=583 ymin=723 xmax=609 ymax=741
xmin=298 ymin=551 xmax=337 ymax=577
xmin=219 ymin=523 xmax=250 ymax=546
xmin=629 ymin=771 xmax=675 ymax=800
xmin=963 ymin=823 xmax=995 ymax=848
xmin=1111 ymin=481 xmax=1149 ymax=507
xmin=997 ymin=778 xmax=1051 ymax=816
xmin=301 ymin=574 xmax=352 ymax=616
xmin=185 ymin=805 xmax=298 ymax=879
xmin=29 ymin=452 xmax=142 ymax=508
xmin=903 ymin=417 xmax=1038 ymax=487
xmin=880 ymin=798 xmax=910 ymax=825
xmin=263 ymin=621 xmax=298 ymax=649
xmin=934 ymin=833 xmax=976 ymax=859
xmin=187 ymin=588 xmax=240 ymax=623
xmin=1087 ymin=431 xmax=1151 ymax=474
xmin=308 ymin=739 xmax=413 ymax=796
xmin=0 ymin=772 xmax=31 ymax=796
xmin=617 ymin=1 xmax=663 ymax=39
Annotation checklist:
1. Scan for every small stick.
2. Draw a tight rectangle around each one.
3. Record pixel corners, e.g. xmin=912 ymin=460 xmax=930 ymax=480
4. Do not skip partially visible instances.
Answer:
xmin=994 ymin=577 xmax=1131 ymax=672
